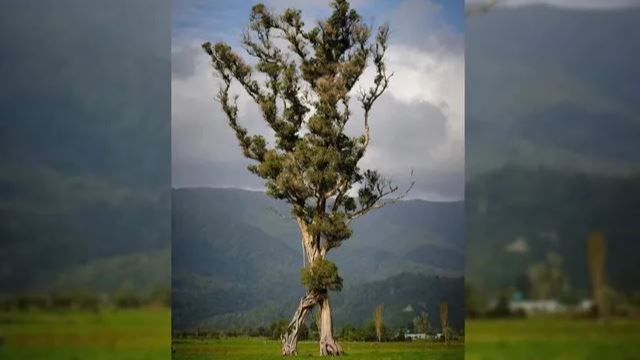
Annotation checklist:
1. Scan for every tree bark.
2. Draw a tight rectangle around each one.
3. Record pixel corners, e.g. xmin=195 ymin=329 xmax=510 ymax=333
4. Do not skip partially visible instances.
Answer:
xmin=281 ymin=291 xmax=321 ymax=356
xmin=318 ymin=293 xmax=343 ymax=356
xmin=282 ymin=220 xmax=343 ymax=356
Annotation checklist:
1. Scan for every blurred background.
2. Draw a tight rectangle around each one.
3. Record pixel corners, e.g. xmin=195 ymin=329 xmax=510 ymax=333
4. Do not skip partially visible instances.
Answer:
xmin=465 ymin=0 xmax=640 ymax=359
xmin=2 ymin=0 xmax=639 ymax=359
xmin=0 ymin=0 xmax=171 ymax=359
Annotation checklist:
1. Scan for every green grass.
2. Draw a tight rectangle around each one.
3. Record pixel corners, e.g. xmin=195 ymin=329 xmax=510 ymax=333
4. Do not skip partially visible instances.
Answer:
xmin=0 ymin=308 xmax=170 ymax=359
xmin=465 ymin=317 xmax=640 ymax=360
xmin=8 ymin=310 xmax=637 ymax=359
xmin=173 ymin=338 xmax=463 ymax=359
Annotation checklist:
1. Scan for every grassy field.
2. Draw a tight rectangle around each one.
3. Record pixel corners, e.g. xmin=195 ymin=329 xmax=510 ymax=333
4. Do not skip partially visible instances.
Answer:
xmin=0 ymin=308 xmax=171 ymax=359
xmin=173 ymin=338 xmax=463 ymax=359
xmin=465 ymin=317 xmax=640 ymax=360
xmin=5 ymin=311 xmax=637 ymax=359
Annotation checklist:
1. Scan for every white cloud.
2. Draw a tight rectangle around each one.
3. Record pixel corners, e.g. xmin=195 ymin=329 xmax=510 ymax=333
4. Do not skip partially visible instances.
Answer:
xmin=268 ymin=0 xmax=372 ymax=9
xmin=347 ymin=40 xmax=465 ymax=199
xmin=171 ymin=0 xmax=465 ymax=200
xmin=346 ymin=0 xmax=465 ymax=199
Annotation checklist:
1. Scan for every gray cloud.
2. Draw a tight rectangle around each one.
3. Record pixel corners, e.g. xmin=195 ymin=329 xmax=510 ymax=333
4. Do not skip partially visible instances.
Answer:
xmin=0 ymin=0 xmax=171 ymax=291
xmin=172 ymin=1 xmax=464 ymax=200
xmin=466 ymin=4 xmax=640 ymax=176
xmin=172 ymin=42 xmax=201 ymax=80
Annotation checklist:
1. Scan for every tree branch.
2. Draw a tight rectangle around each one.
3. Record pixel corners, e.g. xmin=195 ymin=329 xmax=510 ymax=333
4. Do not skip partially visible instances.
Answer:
xmin=357 ymin=24 xmax=391 ymax=157
xmin=347 ymin=170 xmax=415 ymax=224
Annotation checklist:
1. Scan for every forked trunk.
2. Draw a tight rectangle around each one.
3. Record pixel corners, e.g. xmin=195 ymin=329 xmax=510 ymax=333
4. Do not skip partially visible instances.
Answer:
xmin=282 ymin=221 xmax=343 ymax=356
xmin=281 ymin=291 xmax=321 ymax=356
xmin=318 ymin=293 xmax=343 ymax=356
xmin=281 ymin=290 xmax=343 ymax=356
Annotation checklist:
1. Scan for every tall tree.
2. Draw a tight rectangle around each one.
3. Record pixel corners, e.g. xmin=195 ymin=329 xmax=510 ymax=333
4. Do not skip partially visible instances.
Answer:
xmin=527 ymin=251 xmax=568 ymax=300
xmin=202 ymin=0 xmax=409 ymax=356
xmin=413 ymin=312 xmax=430 ymax=335
xmin=587 ymin=231 xmax=607 ymax=318
xmin=439 ymin=302 xmax=449 ymax=344
xmin=374 ymin=304 xmax=383 ymax=342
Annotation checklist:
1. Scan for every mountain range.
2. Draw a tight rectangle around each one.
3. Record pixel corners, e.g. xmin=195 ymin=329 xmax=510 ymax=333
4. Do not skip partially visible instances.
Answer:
xmin=466 ymin=165 xmax=640 ymax=296
xmin=172 ymin=187 xmax=464 ymax=331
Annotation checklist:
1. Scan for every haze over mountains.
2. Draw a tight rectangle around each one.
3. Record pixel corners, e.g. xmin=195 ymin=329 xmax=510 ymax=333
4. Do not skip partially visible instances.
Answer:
xmin=0 ymin=1 xmax=171 ymax=296
xmin=467 ymin=5 xmax=640 ymax=177
xmin=172 ymin=187 xmax=464 ymax=331
xmin=466 ymin=5 xmax=640 ymax=296
xmin=466 ymin=166 xmax=640 ymax=294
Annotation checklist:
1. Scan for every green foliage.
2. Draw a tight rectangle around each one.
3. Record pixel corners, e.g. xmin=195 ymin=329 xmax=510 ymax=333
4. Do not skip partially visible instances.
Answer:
xmin=269 ymin=318 xmax=289 ymax=340
xmin=149 ymin=285 xmax=171 ymax=307
xmin=485 ymin=290 xmax=521 ymax=319
xmin=0 ymin=168 xmax=170 ymax=295
xmin=0 ymin=287 xmax=171 ymax=312
xmin=361 ymin=320 xmax=392 ymax=341
xmin=465 ymin=280 xmax=488 ymax=318
xmin=43 ymin=248 xmax=171 ymax=296
xmin=299 ymin=322 xmax=310 ymax=341
xmin=203 ymin=0 xmax=399 ymax=256
xmin=466 ymin=166 xmax=640 ymax=296
xmin=339 ymin=324 xmax=362 ymax=341
xmin=413 ymin=312 xmax=430 ymax=334
xmin=171 ymin=188 xmax=465 ymax=332
xmin=300 ymin=258 xmax=343 ymax=291
xmin=527 ymin=251 xmax=569 ymax=300
xmin=114 ymin=287 xmax=142 ymax=309
xmin=338 ymin=322 xmax=396 ymax=342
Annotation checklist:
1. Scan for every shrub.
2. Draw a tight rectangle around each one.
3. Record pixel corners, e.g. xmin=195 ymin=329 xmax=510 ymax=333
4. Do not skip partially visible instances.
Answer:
xmin=300 ymin=259 xmax=343 ymax=291
xmin=269 ymin=318 xmax=289 ymax=340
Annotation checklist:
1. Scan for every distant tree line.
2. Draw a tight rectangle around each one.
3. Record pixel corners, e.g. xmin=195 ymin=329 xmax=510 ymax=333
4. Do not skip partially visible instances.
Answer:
xmin=174 ymin=316 xmax=462 ymax=343
xmin=0 ymin=284 xmax=170 ymax=312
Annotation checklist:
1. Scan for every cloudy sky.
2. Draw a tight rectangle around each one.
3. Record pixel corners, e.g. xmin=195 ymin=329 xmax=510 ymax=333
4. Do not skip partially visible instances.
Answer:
xmin=466 ymin=0 xmax=640 ymax=177
xmin=171 ymin=0 xmax=465 ymax=201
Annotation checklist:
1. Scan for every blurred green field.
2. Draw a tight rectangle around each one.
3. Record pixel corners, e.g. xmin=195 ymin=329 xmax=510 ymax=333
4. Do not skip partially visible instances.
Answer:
xmin=173 ymin=338 xmax=463 ymax=359
xmin=0 ymin=308 xmax=170 ymax=359
xmin=465 ymin=317 xmax=640 ymax=360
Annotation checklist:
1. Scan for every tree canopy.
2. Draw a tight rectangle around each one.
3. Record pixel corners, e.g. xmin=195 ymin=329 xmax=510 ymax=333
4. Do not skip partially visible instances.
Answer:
xmin=203 ymin=0 xmax=410 ymax=259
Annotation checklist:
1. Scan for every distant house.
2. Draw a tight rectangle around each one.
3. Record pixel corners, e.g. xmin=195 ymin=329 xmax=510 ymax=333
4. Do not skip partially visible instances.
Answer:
xmin=578 ymin=299 xmax=595 ymax=312
xmin=404 ymin=333 xmax=427 ymax=341
xmin=509 ymin=299 xmax=566 ymax=315
xmin=509 ymin=298 xmax=595 ymax=316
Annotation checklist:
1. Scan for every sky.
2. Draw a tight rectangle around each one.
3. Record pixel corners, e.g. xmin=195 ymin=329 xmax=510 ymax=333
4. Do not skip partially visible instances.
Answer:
xmin=171 ymin=0 xmax=465 ymax=201
xmin=0 ymin=0 xmax=171 ymax=291
xmin=0 ymin=0 xmax=170 ymax=187
xmin=490 ymin=0 xmax=640 ymax=9
xmin=466 ymin=0 xmax=640 ymax=177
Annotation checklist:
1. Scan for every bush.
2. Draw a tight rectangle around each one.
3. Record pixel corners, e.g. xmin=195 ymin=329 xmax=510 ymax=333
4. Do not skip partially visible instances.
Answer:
xmin=339 ymin=324 xmax=363 ymax=341
xmin=269 ymin=318 xmax=289 ymax=340
xmin=148 ymin=285 xmax=171 ymax=307
xmin=114 ymin=288 xmax=142 ymax=308
xmin=300 ymin=259 xmax=343 ymax=291
xmin=392 ymin=330 xmax=408 ymax=342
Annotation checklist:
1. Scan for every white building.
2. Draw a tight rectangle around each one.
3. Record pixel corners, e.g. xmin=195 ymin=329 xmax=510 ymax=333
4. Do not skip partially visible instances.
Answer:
xmin=404 ymin=333 xmax=427 ymax=341
xmin=509 ymin=298 xmax=595 ymax=316
xmin=509 ymin=299 xmax=566 ymax=315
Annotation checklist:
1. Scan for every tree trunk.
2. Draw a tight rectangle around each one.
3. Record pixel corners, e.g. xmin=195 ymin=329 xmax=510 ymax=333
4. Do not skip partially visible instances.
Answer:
xmin=281 ymin=291 xmax=321 ymax=356
xmin=318 ymin=293 xmax=343 ymax=356
xmin=284 ymin=220 xmax=343 ymax=356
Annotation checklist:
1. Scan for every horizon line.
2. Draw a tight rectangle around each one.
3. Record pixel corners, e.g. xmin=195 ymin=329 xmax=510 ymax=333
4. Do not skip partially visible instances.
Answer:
xmin=171 ymin=185 xmax=464 ymax=203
